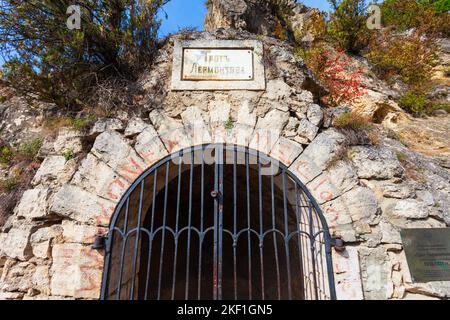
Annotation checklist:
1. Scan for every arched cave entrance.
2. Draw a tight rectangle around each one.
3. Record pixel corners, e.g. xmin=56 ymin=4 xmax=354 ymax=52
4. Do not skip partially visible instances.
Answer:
xmin=100 ymin=144 xmax=336 ymax=300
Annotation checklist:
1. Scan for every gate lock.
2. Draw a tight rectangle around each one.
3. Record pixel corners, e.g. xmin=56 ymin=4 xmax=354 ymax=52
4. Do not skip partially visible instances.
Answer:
xmin=331 ymin=236 xmax=346 ymax=253
xmin=210 ymin=190 xmax=221 ymax=199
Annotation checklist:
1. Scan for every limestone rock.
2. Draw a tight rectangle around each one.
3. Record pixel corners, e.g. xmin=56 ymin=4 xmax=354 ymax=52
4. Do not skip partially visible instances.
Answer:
xmin=14 ymin=188 xmax=49 ymax=219
xmin=30 ymin=225 xmax=63 ymax=259
xmin=91 ymin=130 xmax=148 ymax=181
xmin=264 ymin=79 xmax=293 ymax=101
xmin=382 ymin=184 xmax=415 ymax=199
xmin=1 ymin=225 xmax=35 ymax=261
xmin=53 ymin=128 xmax=83 ymax=154
xmin=350 ymin=146 xmax=404 ymax=180
xmin=379 ymin=220 xmax=402 ymax=244
xmin=291 ymin=129 xmax=347 ymax=184
xmin=325 ymin=161 xmax=359 ymax=195
xmin=62 ymin=220 xmax=105 ymax=245
xmin=296 ymin=118 xmax=318 ymax=143
xmin=341 ymin=187 xmax=379 ymax=225
xmin=0 ymin=260 xmax=34 ymax=293
xmin=333 ymin=247 xmax=364 ymax=300
xmin=306 ymin=104 xmax=324 ymax=127
xmin=32 ymin=266 xmax=51 ymax=296
xmin=388 ymin=199 xmax=429 ymax=220
xmin=134 ymin=126 xmax=169 ymax=166
xmin=32 ymin=156 xmax=77 ymax=187
xmin=124 ymin=117 xmax=150 ymax=137
xmin=50 ymin=243 xmax=103 ymax=299
xmin=50 ymin=185 xmax=116 ymax=226
xmin=71 ymin=153 xmax=130 ymax=202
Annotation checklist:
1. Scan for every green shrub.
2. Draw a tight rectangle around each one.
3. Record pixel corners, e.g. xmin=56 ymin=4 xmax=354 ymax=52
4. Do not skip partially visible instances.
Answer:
xmin=327 ymin=0 xmax=370 ymax=53
xmin=381 ymin=0 xmax=449 ymax=35
xmin=72 ymin=115 xmax=97 ymax=131
xmin=18 ymin=138 xmax=43 ymax=161
xmin=62 ymin=149 xmax=75 ymax=162
xmin=366 ymin=31 xmax=437 ymax=90
xmin=0 ymin=175 xmax=18 ymax=192
xmin=398 ymin=92 xmax=429 ymax=115
xmin=0 ymin=0 xmax=168 ymax=108
xmin=0 ymin=146 xmax=13 ymax=165
xmin=426 ymin=102 xmax=450 ymax=114
xmin=334 ymin=112 xmax=374 ymax=131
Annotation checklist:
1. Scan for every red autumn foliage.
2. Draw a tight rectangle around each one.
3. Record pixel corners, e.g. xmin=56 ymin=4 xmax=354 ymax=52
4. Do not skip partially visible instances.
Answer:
xmin=321 ymin=48 xmax=367 ymax=106
xmin=306 ymin=45 xmax=367 ymax=107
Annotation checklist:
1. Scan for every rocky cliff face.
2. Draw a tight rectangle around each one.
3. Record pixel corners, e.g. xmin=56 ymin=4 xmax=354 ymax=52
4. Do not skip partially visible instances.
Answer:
xmin=205 ymin=0 xmax=324 ymax=44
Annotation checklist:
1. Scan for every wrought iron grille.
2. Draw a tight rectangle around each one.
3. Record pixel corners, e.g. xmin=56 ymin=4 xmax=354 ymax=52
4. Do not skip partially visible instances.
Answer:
xmin=100 ymin=144 xmax=336 ymax=300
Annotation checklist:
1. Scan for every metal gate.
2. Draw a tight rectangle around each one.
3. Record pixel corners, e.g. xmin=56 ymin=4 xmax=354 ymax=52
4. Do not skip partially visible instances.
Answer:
xmin=100 ymin=144 xmax=336 ymax=300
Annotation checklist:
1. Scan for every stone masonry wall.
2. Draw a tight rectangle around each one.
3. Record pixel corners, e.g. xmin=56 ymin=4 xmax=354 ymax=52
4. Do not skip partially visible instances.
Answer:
xmin=0 ymin=32 xmax=449 ymax=300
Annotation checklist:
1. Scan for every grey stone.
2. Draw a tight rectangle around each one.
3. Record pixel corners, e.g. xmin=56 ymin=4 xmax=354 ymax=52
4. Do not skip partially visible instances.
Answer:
xmin=382 ymin=184 xmax=415 ymax=199
xmin=50 ymin=185 xmax=115 ymax=226
xmin=306 ymin=103 xmax=324 ymax=126
xmin=53 ymin=129 xmax=83 ymax=154
xmin=14 ymin=189 xmax=49 ymax=219
xmin=341 ymin=187 xmax=379 ymax=224
xmin=32 ymin=156 xmax=77 ymax=187
xmin=124 ymin=117 xmax=150 ymax=137
xmin=388 ymin=199 xmax=429 ymax=220
xmin=296 ymin=118 xmax=318 ymax=142
xmin=1 ymin=226 xmax=35 ymax=261
xmin=350 ymin=146 xmax=404 ymax=180
xmin=90 ymin=118 xmax=124 ymax=135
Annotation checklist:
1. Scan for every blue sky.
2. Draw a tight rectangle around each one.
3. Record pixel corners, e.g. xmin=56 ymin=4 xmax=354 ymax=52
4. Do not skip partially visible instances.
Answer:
xmin=158 ymin=0 xmax=332 ymax=37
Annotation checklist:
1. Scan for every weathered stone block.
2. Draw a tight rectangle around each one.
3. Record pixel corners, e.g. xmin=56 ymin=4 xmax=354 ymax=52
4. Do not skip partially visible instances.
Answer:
xmin=333 ymin=247 xmax=364 ymax=300
xmin=124 ymin=117 xmax=150 ymax=137
xmin=50 ymin=243 xmax=103 ymax=299
xmin=62 ymin=220 xmax=106 ymax=245
xmin=91 ymin=130 xmax=148 ymax=182
xmin=50 ymin=185 xmax=116 ymax=226
xmin=32 ymin=156 xmax=77 ymax=187
xmin=90 ymin=118 xmax=124 ymax=136
xmin=14 ymin=188 xmax=49 ymax=219
xmin=350 ymin=146 xmax=404 ymax=180
xmin=2 ymin=226 xmax=35 ymax=261
xmin=71 ymin=154 xmax=130 ymax=202
xmin=134 ymin=126 xmax=169 ymax=166
xmin=53 ymin=128 xmax=83 ymax=154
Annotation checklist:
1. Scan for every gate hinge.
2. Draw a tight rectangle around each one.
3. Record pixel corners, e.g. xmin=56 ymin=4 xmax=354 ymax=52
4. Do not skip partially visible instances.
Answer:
xmin=92 ymin=234 xmax=108 ymax=250
xmin=331 ymin=236 xmax=346 ymax=253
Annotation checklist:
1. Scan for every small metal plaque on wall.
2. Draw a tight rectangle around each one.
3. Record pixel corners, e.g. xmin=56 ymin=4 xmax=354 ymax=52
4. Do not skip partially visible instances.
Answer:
xmin=401 ymin=228 xmax=450 ymax=282
xmin=171 ymin=40 xmax=266 ymax=91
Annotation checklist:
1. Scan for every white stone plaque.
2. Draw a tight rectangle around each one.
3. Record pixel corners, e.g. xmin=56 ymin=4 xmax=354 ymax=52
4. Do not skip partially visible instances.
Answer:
xmin=171 ymin=40 xmax=265 ymax=91
xmin=182 ymin=48 xmax=254 ymax=81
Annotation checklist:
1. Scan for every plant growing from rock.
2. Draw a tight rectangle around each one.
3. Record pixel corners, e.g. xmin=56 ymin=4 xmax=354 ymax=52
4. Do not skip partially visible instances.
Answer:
xmin=398 ymin=91 xmax=429 ymax=116
xmin=62 ymin=149 xmax=75 ymax=162
xmin=17 ymin=138 xmax=43 ymax=161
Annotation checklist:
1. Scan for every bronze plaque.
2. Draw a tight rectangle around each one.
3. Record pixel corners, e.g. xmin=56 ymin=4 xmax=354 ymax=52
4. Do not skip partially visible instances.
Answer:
xmin=401 ymin=228 xmax=450 ymax=283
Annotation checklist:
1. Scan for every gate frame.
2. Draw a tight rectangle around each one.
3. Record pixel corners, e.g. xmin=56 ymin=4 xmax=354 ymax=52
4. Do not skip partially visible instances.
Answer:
xmin=99 ymin=144 xmax=337 ymax=300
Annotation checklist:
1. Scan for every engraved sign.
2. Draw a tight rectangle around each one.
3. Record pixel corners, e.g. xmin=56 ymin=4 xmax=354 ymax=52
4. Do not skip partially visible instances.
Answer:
xmin=182 ymin=48 xmax=253 ymax=81
xmin=401 ymin=228 xmax=450 ymax=282
xmin=171 ymin=40 xmax=265 ymax=91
